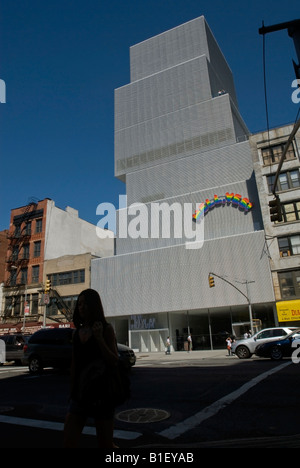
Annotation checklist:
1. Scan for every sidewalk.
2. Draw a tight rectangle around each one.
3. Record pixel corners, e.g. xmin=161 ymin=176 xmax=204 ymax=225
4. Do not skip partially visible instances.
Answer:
xmin=135 ymin=349 xmax=230 ymax=362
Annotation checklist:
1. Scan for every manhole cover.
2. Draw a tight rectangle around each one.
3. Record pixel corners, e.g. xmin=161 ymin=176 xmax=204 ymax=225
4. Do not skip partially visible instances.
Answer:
xmin=116 ymin=408 xmax=170 ymax=423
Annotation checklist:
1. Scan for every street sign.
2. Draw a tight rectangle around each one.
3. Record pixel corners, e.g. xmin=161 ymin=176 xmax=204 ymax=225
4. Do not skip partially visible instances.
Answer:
xmin=41 ymin=294 xmax=50 ymax=305
xmin=24 ymin=301 xmax=30 ymax=315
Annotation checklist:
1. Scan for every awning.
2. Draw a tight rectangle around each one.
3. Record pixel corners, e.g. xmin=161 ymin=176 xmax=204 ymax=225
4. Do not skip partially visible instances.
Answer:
xmin=0 ymin=321 xmax=74 ymax=334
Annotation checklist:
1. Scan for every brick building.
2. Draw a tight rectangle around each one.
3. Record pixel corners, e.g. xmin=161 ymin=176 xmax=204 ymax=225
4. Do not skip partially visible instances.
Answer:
xmin=1 ymin=198 xmax=113 ymax=333
xmin=0 ymin=230 xmax=9 ymax=283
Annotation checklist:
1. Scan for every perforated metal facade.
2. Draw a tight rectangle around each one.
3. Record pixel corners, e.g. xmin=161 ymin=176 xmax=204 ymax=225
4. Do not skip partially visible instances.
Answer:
xmin=114 ymin=16 xmax=248 ymax=181
xmin=92 ymin=231 xmax=274 ymax=317
xmin=92 ymin=17 xmax=275 ymax=348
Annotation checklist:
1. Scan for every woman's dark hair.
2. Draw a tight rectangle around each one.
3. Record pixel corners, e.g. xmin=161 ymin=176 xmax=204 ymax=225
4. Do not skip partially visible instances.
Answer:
xmin=73 ymin=288 xmax=107 ymax=328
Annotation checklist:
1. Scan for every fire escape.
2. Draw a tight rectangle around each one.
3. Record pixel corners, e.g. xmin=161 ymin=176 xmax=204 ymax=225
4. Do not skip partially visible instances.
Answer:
xmin=47 ymin=287 xmax=73 ymax=323
xmin=3 ymin=201 xmax=37 ymax=321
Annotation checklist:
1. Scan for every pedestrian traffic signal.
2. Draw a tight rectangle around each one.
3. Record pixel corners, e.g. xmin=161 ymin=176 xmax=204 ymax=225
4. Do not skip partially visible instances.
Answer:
xmin=208 ymin=275 xmax=215 ymax=288
xmin=45 ymin=279 xmax=51 ymax=293
xmin=268 ymin=196 xmax=282 ymax=222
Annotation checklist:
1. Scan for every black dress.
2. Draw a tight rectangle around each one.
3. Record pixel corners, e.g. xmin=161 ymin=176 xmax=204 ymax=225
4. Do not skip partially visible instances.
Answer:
xmin=70 ymin=328 xmax=115 ymax=419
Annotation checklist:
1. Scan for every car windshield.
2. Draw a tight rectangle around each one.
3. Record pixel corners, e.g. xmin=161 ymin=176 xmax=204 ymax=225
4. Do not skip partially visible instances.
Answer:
xmin=275 ymin=328 xmax=300 ymax=341
xmin=287 ymin=328 xmax=300 ymax=339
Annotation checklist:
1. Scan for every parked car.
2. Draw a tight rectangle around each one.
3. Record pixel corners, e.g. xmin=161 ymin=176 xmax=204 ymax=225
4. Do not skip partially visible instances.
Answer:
xmin=117 ymin=342 xmax=136 ymax=368
xmin=22 ymin=327 xmax=136 ymax=373
xmin=255 ymin=329 xmax=300 ymax=360
xmin=0 ymin=334 xmax=31 ymax=365
xmin=231 ymin=327 xmax=298 ymax=359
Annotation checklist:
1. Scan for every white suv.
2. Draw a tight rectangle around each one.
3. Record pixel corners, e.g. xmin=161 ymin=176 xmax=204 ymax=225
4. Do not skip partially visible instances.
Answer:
xmin=232 ymin=327 xmax=297 ymax=359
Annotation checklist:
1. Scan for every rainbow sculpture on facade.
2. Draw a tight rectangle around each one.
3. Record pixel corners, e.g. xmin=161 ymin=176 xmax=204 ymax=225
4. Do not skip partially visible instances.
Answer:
xmin=193 ymin=192 xmax=253 ymax=221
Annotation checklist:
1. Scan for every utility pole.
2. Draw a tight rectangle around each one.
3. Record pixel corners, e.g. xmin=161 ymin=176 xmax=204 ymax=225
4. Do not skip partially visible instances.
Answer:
xmin=208 ymin=272 xmax=255 ymax=333
xmin=259 ymin=19 xmax=300 ymax=198
xmin=259 ymin=19 xmax=300 ymax=79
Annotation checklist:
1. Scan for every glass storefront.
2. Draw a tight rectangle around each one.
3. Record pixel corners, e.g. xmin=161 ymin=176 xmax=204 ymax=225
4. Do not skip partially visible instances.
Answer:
xmin=113 ymin=304 xmax=276 ymax=352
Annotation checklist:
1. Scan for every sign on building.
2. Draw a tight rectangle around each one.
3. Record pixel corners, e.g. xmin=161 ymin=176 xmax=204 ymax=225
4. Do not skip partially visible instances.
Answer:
xmin=276 ymin=300 xmax=300 ymax=322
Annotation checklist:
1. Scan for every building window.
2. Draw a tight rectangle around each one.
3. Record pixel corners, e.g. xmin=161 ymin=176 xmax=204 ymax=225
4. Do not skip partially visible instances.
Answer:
xmin=10 ymin=269 xmax=17 ymax=286
xmin=32 ymin=265 xmax=40 ymax=284
xmin=278 ymin=270 xmax=300 ymax=298
xmin=4 ymin=297 xmax=13 ymax=316
xmin=14 ymin=225 xmax=21 ymax=238
xmin=33 ymin=241 xmax=41 ymax=257
xmin=48 ymin=295 xmax=78 ymax=317
xmin=14 ymin=297 xmax=21 ymax=316
xmin=21 ymin=268 xmax=28 ymax=284
xmin=62 ymin=295 xmax=78 ymax=312
xmin=267 ymin=169 xmax=300 ymax=193
xmin=31 ymin=294 xmax=39 ymax=315
xmin=12 ymin=246 xmax=19 ymax=261
xmin=49 ymin=269 xmax=85 ymax=286
xmin=262 ymin=142 xmax=295 ymax=166
xmin=23 ymin=244 xmax=30 ymax=260
xmin=73 ymin=269 xmax=85 ymax=284
xmin=35 ymin=219 xmax=42 ymax=233
xmin=276 ymin=200 xmax=300 ymax=223
xmin=24 ymin=222 xmax=31 ymax=236
xmin=278 ymin=235 xmax=300 ymax=257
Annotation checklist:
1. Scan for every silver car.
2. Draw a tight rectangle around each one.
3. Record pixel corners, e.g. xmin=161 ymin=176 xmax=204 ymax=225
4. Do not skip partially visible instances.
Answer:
xmin=232 ymin=327 xmax=298 ymax=359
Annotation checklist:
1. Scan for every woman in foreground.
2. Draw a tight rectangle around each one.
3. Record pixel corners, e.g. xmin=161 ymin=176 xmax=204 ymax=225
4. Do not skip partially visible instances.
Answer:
xmin=63 ymin=288 xmax=119 ymax=448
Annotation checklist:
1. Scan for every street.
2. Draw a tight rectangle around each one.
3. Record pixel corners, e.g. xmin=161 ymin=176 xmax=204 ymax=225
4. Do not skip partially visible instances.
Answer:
xmin=0 ymin=351 xmax=300 ymax=449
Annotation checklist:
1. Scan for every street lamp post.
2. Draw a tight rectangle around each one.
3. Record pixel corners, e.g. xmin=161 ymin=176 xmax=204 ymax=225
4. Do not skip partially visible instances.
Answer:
xmin=10 ymin=265 xmax=29 ymax=333
xmin=22 ymin=284 xmax=29 ymax=332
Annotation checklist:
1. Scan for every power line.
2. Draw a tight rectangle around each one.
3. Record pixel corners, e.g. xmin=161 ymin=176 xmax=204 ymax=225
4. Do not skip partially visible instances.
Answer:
xmin=262 ymin=21 xmax=270 ymax=143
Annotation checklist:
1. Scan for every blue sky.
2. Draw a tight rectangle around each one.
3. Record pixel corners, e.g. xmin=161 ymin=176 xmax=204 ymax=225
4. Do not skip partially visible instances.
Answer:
xmin=0 ymin=0 xmax=299 ymax=232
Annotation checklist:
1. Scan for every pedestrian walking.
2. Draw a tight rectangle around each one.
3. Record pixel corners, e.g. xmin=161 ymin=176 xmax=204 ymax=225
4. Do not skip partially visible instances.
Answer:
xmin=165 ymin=337 xmax=171 ymax=354
xmin=226 ymin=336 xmax=232 ymax=356
xmin=187 ymin=334 xmax=192 ymax=352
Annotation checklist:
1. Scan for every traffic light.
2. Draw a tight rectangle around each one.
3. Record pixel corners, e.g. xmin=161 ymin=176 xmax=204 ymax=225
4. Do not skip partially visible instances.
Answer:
xmin=45 ymin=279 xmax=51 ymax=293
xmin=269 ymin=196 xmax=282 ymax=222
xmin=208 ymin=275 xmax=215 ymax=288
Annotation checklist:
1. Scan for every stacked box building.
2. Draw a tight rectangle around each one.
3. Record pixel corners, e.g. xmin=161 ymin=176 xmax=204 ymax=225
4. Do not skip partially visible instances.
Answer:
xmin=92 ymin=16 xmax=275 ymax=351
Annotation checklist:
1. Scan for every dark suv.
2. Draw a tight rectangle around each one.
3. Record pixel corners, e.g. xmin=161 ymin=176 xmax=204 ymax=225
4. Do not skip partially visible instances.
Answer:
xmin=22 ymin=327 xmax=136 ymax=374
xmin=0 ymin=334 xmax=31 ymax=365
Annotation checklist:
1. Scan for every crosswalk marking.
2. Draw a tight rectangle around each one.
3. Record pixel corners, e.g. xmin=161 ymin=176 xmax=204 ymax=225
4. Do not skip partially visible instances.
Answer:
xmin=158 ymin=361 xmax=291 ymax=439
xmin=0 ymin=414 xmax=142 ymax=440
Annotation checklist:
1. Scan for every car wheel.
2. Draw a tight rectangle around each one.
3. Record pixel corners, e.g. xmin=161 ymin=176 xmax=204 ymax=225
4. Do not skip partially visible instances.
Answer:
xmin=270 ymin=346 xmax=283 ymax=361
xmin=236 ymin=345 xmax=251 ymax=359
xmin=29 ymin=356 xmax=42 ymax=374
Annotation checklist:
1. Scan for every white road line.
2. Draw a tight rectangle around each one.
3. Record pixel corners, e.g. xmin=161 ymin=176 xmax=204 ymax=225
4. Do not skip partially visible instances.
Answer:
xmin=0 ymin=414 xmax=142 ymax=440
xmin=158 ymin=361 xmax=291 ymax=440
